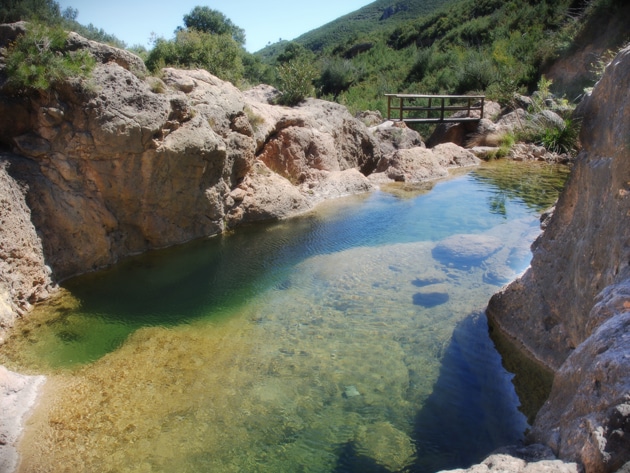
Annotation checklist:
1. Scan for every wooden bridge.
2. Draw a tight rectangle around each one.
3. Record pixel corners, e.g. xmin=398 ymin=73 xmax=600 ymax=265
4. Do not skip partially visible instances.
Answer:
xmin=385 ymin=94 xmax=485 ymax=123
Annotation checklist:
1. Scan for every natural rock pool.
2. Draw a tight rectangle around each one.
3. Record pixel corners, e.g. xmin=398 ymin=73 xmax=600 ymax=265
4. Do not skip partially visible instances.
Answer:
xmin=1 ymin=161 xmax=569 ymax=473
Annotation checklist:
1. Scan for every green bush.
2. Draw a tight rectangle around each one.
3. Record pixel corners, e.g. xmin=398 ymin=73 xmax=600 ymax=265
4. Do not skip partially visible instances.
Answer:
xmin=4 ymin=22 xmax=95 ymax=91
xmin=145 ymin=29 xmax=244 ymax=84
xmin=0 ymin=0 xmax=60 ymax=24
xmin=537 ymin=118 xmax=580 ymax=154
xmin=276 ymin=56 xmax=318 ymax=106
xmin=317 ymin=58 xmax=357 ymax=99
xmin=455 ymin=49 xmax=499 ymax=93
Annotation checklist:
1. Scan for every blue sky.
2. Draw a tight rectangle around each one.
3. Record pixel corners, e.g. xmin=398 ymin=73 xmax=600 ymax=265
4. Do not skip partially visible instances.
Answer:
xmin=56 ymin=1 xmax=375 ymax=52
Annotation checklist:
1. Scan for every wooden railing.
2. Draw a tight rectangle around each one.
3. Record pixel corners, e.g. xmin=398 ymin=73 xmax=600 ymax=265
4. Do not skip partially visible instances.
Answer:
xmin=385 ymin=94 xmax=485 ymax=123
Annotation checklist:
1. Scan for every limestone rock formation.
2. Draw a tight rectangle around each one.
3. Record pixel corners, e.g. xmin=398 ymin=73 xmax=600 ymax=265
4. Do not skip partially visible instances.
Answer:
xmin=368 ymin=120 xmax=424 ymax=157
xmin=440 ymin=444 xmax=579 ymax=473
xmin=0 ymin=156 xmax=54 ymax=333
xmin=0 ymin=366 xmax=45 ymax=473
xmin=0 ymin=28 xmax=381 ymax=283
xmin=486 ymin=46 xmax=630 ymax=472
xmin=0 ymin=25 xmax=483 ymax=328
xmin=369 ymin=143 xmax=479 ymax=183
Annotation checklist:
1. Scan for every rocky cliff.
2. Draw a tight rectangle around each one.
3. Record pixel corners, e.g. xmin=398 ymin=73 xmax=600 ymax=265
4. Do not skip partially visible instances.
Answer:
xmin=0 ymin=23 xmax=479 ymax=334
xmin=487 ymin=46 xmax=630 ymax=472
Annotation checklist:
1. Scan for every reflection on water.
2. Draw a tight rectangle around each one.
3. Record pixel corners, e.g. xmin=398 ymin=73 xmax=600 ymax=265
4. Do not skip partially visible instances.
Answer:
xmin=0 ymin=161 xmax=569 ymax=473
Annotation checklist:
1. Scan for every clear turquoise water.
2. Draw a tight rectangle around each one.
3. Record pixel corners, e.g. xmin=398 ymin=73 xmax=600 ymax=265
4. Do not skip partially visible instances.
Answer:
xmin=4 ymin=161 xmax=569 ymax=473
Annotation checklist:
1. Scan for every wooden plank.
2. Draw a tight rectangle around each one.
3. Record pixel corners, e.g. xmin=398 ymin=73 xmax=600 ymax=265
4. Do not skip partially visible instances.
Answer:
xmin=401 ymin=106 xmax=483 ymax=112
xmin=384 ymin=93 xmax=485 ymax=100
xmin=392 ymin=117 xmax=482 ymax=123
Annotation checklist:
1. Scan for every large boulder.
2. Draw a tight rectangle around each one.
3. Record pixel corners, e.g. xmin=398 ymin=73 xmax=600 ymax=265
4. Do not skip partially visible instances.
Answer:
xmin=0 ymin=28 xmax=384 ymax=316
xmin=368 ymin=120 xmax=424 ymax=157
xmin=245 ymin=94 xmax=382 ymax=178
xmin=486 ymin=46 xmax=630 ymax=472
xmin=370 ymin=143 xmax=479 ymax=183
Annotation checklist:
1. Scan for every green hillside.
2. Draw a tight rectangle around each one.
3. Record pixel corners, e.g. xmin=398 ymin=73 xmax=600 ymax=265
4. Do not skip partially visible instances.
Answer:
xmin=293 ymin=0 xmax=455 ymax=52
xmin=259 ymin=0 xmax=628 ymax=117
xmin=255 ymin=0 xmax=454 ymax=61
xmin=4 ymin=0 xmax=628 ymax=120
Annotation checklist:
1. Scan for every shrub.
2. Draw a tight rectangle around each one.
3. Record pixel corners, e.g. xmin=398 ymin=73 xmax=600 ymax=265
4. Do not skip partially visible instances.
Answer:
xmin=276 ymin=56 xmax=318 ymax=106
xmin=145 ymin=29 xmax=244 ymax=84
xmin=4 ymin=22 xmax=95 ymax=92
xmin=516 ymin=116 xmax=581 ymax=155
xmin=317 ymin=58 xmax=356 ymax=99
xmin=0 ymin=0 xmax=60 ymax=24
xmin=537 ymin=118 xmax=581 ymax=154
xmin=182 ymin=6 xmax=246 ymax=46
xmin=455 ymin=49 xmax=499 ymax=93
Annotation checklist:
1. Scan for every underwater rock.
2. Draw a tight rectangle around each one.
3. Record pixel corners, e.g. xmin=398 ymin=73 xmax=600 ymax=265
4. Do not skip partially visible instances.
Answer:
xmin=343 ymin=385 xmax=361 ymax=398
xmin=355 ymin=421 xmax=416 ymax=472
xmin=413 ymin=291 xmax=450 ymax=307
xmin=432 ymin=234 xmax=503 ymax=268
xmin=484 ymin=265 xmax=517 ymax=286
xmin=412 ymin=276 xmax=446 ymax=287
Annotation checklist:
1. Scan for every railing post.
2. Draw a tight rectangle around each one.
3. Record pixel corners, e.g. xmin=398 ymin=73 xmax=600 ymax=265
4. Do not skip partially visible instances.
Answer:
xmin=440 ymin=97 xmax=445 ymax=122
xmin=428 ymin=97 xmax=432 ymax=119
xmin=399 ymin=96 xmax=404 ymax=121
xmin=387 ymin=95 xmax=392 ymax=120
xmin=480 ymin=96 xmax=485 ymax=120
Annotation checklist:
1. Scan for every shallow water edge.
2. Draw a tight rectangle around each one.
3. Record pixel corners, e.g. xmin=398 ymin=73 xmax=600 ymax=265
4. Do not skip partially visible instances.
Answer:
xmin=0 ymin=161 xmax=570 ymax=473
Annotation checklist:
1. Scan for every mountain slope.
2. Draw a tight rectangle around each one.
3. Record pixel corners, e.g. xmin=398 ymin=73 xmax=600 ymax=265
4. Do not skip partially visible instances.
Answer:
xmin=256 ymin=0 xmax=454 ymax=57
xmin=296 ymin=0 xmax=455 ymax=51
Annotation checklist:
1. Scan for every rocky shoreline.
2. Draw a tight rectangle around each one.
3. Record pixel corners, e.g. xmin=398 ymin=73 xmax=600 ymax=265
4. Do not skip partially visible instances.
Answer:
xmin=0 ymin=367 xmax=45 ymax=473
xmin=1 ymin=23 xmax=629 ymax=473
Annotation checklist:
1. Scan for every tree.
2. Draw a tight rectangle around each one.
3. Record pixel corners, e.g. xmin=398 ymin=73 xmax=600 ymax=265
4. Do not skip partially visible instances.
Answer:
xmin=181 ymin=6 xmax=246 ymax=47
xmin=0 ymin=0 xmax=61 ymax=24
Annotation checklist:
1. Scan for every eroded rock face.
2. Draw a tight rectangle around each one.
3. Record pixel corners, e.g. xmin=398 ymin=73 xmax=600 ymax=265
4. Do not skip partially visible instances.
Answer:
xmin=0 ymin=28 xmax=384 ymax=283
xmin=0 ymin=157 xmax=54 ymax=334
xmin=0 ymin=26 xmax=488 ymax=338
xmin=530 ymin=310 xmax=630 ymax=473
xmin=487 ymin=46 xmax=630 ymax=472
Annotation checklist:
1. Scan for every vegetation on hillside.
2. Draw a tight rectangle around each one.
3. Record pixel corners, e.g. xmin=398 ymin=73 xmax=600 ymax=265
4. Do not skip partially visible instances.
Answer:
xmin=3 ymin=0 xmax=628 ymax=120
xmin=3 ymin=22 xmax=95 ymax=92
xmin=282 ymin=0 xmax=628 ymax=115
xmin=1 ymin=0 xmax=126 ymax=48
xmin=291 ymin=0 xmax=455 ymax=53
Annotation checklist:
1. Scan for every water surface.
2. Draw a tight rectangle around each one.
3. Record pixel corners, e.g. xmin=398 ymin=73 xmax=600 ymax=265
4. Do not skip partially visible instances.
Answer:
xmin=1 ymin=161 xmax=569 ymax=473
